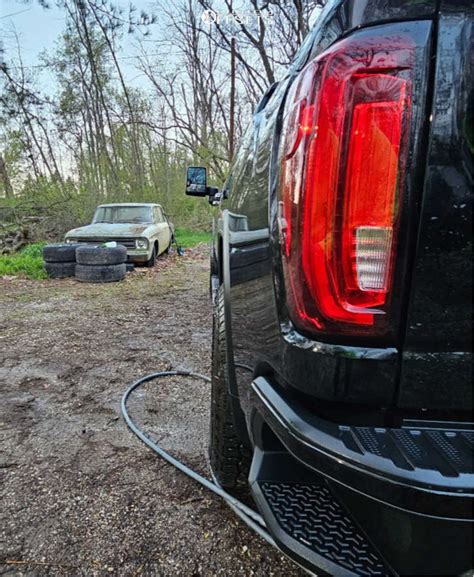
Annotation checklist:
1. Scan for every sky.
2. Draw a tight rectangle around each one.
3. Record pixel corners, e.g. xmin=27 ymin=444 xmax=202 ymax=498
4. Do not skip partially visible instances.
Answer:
xmin=0 ymin=0 xmax=162 ymax=92
xmin=0 ymin=1 xmax=323 ymax=102
xmin=1 ymin=1 xmax=65 ymax=60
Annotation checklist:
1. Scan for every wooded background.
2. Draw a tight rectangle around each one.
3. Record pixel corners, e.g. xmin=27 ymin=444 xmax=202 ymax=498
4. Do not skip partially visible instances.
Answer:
xmin=0 ymin=0 xmax=323 ymax=245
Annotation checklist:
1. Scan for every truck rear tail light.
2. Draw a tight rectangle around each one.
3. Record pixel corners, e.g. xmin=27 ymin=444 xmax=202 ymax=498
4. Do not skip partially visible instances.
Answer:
xmin=279 ymin=27 xmax=415 ymax=337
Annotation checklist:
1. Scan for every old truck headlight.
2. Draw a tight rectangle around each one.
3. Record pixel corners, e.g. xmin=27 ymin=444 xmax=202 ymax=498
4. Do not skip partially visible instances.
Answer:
xmin=136 ymin=238 xmax=148 ymax=249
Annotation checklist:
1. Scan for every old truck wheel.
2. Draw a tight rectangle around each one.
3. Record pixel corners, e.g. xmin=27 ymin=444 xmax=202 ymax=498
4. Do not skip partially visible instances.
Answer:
xmin=145 ymin=244 xmax=157 ymax=268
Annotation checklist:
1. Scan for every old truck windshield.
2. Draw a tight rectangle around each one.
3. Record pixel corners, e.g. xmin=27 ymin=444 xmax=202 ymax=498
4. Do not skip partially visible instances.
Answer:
xmin=93 ymin=206 xmax=153 ymax=224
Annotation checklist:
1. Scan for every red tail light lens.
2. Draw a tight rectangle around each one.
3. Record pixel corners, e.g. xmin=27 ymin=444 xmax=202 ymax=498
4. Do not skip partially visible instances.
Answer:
xmin=279 ymin=29 xmax=414 ymax=337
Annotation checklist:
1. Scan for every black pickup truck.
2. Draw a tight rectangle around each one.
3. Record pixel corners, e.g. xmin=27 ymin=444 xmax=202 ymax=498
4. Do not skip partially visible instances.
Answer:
xmin=186 ymin=1 xmax=473 ymax=575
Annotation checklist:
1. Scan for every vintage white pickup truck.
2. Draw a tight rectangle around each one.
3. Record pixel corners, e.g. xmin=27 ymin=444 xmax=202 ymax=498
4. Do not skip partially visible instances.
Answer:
xmin=65 ymin=203 xmax=174 ymax=266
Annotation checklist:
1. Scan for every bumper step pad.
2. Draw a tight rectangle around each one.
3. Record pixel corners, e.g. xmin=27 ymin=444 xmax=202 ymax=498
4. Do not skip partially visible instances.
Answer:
xmin=257 ymin=480 xmax=388 ymax=576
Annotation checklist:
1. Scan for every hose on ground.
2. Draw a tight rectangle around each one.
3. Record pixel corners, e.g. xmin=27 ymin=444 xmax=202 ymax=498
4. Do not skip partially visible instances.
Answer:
xmin=120 ymin=369 xmax=276 ymax=547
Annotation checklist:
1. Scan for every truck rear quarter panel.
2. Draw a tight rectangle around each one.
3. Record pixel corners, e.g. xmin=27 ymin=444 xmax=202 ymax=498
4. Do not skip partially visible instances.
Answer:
xmin=222 ymin=0 xmax=450 ymax=419
xmin=398 ymin=2 xmax=473 ymax=410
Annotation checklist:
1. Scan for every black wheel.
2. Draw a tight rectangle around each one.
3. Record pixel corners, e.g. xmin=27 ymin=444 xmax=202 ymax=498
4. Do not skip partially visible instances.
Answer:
xmin=44 ymin=261 xmax=76 ymax=278
xmin=145 ymin=244 xmax=157 ymax=267
xmin=76 ymin=245 xmax=127 ymax=266
xmin=209 ymin=285 xmax=251 ymax=494
xmin=75 ymin=263 xmax=126 ymax=283
xmin=43 ymin=243 xmax=79 ymax=263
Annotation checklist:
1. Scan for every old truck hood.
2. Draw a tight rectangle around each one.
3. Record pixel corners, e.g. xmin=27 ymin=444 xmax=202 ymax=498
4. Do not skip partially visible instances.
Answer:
xmin=66 ymin=223 xmax=151 ymax=237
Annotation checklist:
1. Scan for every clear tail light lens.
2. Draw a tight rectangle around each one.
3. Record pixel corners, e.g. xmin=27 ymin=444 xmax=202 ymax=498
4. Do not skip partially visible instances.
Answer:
xmin=279 ymin=27 xmax=415 ymax=337
xmin=355 ymin=227 xmax=393 ymax=292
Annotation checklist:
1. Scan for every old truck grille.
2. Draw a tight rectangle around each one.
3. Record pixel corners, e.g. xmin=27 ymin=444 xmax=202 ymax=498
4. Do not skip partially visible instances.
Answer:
xmin=76 ymin=238 xmax=136 ymax=248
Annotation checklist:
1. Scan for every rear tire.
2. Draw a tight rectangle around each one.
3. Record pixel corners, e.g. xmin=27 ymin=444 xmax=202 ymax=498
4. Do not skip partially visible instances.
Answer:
xmin=209 ymin=286 xmax=251 ymax=494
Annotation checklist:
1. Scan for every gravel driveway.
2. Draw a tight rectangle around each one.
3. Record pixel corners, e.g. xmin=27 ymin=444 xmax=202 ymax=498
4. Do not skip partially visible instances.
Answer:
xmin=0 ymin=245 xmax=305 ymax=577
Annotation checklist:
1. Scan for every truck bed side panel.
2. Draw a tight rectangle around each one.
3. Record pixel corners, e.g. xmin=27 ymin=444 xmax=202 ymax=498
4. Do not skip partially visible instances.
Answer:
xmin=399 ymin=6 xmax=473 ymax=409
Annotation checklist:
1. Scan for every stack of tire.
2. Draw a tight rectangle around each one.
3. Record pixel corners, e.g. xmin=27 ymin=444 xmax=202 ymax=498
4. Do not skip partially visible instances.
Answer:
xmin=75 ymin=245 xmax=127 ymax=283
xmin=43 ymin=243 xmax=79 ymax=278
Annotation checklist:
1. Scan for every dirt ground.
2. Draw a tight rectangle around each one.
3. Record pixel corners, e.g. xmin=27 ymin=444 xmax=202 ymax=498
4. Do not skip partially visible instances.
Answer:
xmin=0 ymin=245 xmax=305 ymax=577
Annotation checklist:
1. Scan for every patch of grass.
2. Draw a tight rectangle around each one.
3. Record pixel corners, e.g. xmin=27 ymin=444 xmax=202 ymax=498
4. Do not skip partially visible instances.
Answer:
xmin=174 ymin=228 xmax=212 ymax=249
xmin=0 ymin=242 xmax=48 ymax=279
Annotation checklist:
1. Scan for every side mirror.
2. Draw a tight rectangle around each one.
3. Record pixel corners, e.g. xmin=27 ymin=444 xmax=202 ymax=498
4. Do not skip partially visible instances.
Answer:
xmin=186 ymin=166 xmax=208 ymax=196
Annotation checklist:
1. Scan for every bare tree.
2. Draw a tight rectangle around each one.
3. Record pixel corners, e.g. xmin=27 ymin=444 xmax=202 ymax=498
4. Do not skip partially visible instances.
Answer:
xmin=196 ymin=0 xmax=323 ymax=100
xmin=139 ymin=0 xmax=240 ymax=181
xmin=0 ymin=37 xmax=62 ymax=181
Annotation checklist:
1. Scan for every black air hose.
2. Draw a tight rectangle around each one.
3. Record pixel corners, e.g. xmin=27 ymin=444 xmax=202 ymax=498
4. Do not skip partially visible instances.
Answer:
xmin=121 ymin=370 xmax=275 ymax=546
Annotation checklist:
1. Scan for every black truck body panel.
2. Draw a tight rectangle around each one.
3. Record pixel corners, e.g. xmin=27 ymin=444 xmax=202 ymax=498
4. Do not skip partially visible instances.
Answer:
xmin=211 ymin=0 xmax=473 ymax=574
xmin=398 ymin=4 xmax=473 ymax=410
xmin=226 ymin=18 xmax=434 ymax=412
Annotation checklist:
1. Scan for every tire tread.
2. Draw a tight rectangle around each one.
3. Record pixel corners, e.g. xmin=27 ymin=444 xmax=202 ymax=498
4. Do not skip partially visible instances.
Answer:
xmin=75 ymin=263 xmax=126 ymax=283
xmin=44 ymin=261 xmax=76 ymax=278
xmin=76 ymin=245 xmax=127 ymax=266
xmin=43 ymin=244 xmax=78 ymax=263
xmin=209 ymin=286 xmax=251 ymax=495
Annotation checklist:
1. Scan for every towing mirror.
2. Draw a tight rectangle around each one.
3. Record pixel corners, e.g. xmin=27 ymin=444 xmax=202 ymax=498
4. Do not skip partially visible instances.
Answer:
xmin=186 ymin=166 xmax=208 ymax=196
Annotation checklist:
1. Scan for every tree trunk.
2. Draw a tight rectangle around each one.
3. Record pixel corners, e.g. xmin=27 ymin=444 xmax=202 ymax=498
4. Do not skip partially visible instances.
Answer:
xmin=0 ymin=152 xmax=14 ymax=197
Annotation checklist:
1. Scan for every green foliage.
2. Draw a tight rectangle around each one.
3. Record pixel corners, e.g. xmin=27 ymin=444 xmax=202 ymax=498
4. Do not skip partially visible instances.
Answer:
xmin=0 ymin=242 xmax=47 ymax=279
xmin=174 ymin=228 xmax=212 ymax=248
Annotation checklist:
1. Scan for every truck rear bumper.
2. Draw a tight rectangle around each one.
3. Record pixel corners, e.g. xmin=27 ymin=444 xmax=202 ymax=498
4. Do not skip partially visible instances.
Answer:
xmin=248 ymin=376 xmax=473 ymax=576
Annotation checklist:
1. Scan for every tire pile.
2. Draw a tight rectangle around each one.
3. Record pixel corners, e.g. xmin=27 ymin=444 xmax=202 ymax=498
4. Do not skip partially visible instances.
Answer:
xmin=43 ymin=244 xmax=129 ymax=283
xmin=76 ymin=245 xmax=127 ymax=283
